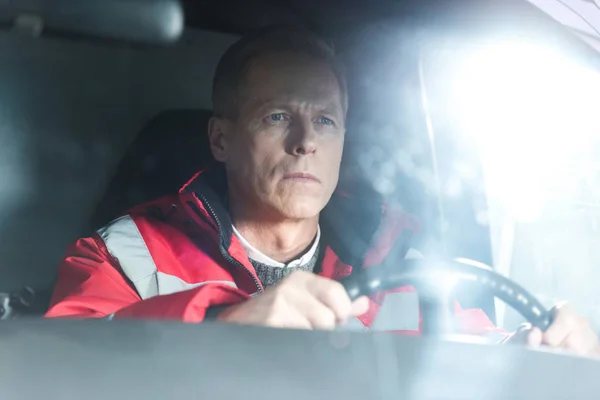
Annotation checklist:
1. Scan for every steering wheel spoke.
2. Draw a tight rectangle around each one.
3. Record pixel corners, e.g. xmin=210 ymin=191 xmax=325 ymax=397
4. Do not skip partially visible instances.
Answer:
xmin=339 ymin=258 xmax=552 ymax=335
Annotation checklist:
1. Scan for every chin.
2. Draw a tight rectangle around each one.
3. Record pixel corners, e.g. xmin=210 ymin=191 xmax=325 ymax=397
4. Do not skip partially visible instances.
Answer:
xmin=277 ymin=198 xmax=327 ymax=220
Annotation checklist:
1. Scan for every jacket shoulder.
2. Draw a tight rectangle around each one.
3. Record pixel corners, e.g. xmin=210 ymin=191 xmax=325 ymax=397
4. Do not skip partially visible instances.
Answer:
xmin=124 ymin=194 xmax=186 ymax=219
xmin=98 ymin=193 xmax=205 ymax=241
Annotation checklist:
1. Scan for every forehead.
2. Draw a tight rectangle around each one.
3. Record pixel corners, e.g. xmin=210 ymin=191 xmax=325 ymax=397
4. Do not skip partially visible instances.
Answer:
xmin=241 ymin=52 xmax=344 ymax=114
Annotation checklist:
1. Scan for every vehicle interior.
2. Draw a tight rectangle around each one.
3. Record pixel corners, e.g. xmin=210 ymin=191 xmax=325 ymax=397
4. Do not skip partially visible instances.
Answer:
xmin=1 ymin=0 xmax=600 ymax=399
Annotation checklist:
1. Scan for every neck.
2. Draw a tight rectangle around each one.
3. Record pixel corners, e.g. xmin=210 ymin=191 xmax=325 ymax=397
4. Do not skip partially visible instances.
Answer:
xmin=229 ymin=200 xmax=319 ymax=264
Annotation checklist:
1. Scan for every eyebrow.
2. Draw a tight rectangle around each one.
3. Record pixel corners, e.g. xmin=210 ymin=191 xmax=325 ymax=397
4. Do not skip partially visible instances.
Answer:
xmin=251 ymin=98 xmax=344 ymax=116
xmin=318 ymin=105 xmax=344 ymax=117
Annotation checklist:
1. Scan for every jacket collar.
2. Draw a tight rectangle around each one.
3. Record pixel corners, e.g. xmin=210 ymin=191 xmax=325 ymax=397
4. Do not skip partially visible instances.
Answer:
xmin=181 ymin=165 xmax=384 ymax=268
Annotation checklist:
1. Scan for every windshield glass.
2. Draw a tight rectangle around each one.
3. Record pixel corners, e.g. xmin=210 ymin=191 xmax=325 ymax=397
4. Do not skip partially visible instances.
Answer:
xmin=1 ymin=0 xmax=600 ymax=337
xmin=337 ymin=2 xmax=600 ymax=333
xmin=421 ymin=36 xmax=600 ymax=330
xmin=5 ymin=1 xmax=600 ymax=399
xmin=527 ymin=0 xmax=600 ymax=53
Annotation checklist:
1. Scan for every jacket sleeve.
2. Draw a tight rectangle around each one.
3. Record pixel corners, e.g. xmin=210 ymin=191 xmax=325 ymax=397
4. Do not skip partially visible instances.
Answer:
xmin=45 ymin=236 xmax=249 ymax=322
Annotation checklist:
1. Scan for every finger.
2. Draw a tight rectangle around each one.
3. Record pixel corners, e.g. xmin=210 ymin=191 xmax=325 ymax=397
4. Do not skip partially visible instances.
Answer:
xmin=543 ymin=304 xmax=599 ymax=355
xmin=542 ymin=304 xmax=574 ymax=347
xmin=562 ymin=332 xmax=589 ymax=355
xmin=307 ymin=276 xmax=354 ymax=322
xmin=296 ymin=293 xmax=338 ymax=330
xmin=560 ymin=322 xmax=597 ymax=355
xmin=582 ymin=328 xmax=600 ymax=355
xmin=527 ymin=327 xmax=543 ymax=347
xmin=351 ymin=296 xmax=370 ymax=317
xmin=266 ymin=306 xmax=313 ymax=330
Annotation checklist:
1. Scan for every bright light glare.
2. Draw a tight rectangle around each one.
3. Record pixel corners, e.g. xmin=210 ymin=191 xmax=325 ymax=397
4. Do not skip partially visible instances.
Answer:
xmin=422 ymin=268 xmax=461 ymax=296
xmin=451 ymin=41 xmax=600 ymax=222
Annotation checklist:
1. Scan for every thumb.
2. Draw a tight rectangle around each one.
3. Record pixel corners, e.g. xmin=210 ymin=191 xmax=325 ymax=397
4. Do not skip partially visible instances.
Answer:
xmin=350 ymin=296 xmax=370 ymax=317
xmin=527 ymin=327 xmax=543 ymax=347
xmin=505 ymin=323 xmax=533 ymax=345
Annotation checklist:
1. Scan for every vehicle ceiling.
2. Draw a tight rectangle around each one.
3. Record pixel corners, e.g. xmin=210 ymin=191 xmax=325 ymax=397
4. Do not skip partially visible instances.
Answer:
xmin=180 ymin=0 xmax=595 ymax=44
xmin=180 ymin=0 xmax=543 ymax=35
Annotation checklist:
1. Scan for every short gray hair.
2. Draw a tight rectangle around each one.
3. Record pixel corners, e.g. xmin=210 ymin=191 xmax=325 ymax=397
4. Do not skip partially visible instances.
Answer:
xmin=212 ymin=26 xmax=348 ymax=120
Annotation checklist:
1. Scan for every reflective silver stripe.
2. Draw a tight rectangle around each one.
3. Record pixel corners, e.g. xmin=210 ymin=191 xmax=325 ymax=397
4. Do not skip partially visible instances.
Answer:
xmin=98 ymin=215 xmax=160 ymax=299
xmin=97 ymin=215 xmax=236 ymax=300
xmin=97 ymin=216 xmax=159 ymax=299
xmin=405 ymin=247 xmax=424 ymax=260
xmin=371 ymin=291 xmax=420 ymax=331
xmin=338 ymin=317 xmax=369 ymax=332
xmin=156 ymin=273 xmax=237 ymax=296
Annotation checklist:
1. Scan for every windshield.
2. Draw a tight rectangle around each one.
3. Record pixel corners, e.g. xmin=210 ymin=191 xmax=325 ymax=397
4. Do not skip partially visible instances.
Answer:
xmin=421 ymin=36 xmax=600 ymax=330
xmin=340 ymin=2 xmax=600 ymax=331
xmin=527 ymin=0 xmax=600 ymax=52
xmin=1 ymin=0 xmax=600 ymax=338
xmin=4 ymin=1 xmax=600 ymax=399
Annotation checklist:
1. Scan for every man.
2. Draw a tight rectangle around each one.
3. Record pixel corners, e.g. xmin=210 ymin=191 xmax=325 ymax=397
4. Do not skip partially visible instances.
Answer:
xmin=46 ymin=27 xmax=599 ymax=355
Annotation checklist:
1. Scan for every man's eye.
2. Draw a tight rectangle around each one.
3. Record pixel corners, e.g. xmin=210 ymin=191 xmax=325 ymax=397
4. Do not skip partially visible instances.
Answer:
xmin=268 ymin=113 xmax=285 ymax=122
xmin=316 ymin=116 xmax=334 ymax=126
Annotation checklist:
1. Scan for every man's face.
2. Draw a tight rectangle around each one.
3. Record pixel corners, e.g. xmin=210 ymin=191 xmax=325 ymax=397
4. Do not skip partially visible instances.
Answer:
xmin=209 ymin=52 xmax=346 ymax=220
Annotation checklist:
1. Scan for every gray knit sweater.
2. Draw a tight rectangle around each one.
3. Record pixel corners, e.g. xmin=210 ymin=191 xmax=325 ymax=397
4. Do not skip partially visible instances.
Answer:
xmin=249 ymin=243 xmax=322 ymax=289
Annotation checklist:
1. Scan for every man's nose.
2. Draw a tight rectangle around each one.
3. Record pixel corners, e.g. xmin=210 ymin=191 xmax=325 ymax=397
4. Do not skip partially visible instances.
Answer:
xmin=288 ymin=119 xmax=317 ymax=156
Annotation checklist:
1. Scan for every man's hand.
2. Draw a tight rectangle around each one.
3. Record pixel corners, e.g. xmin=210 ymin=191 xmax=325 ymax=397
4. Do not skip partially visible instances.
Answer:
xmin=507 ymin=303 xmax=600 ymax=356
xmin=217 ymin=270 xmax=369 ymax=330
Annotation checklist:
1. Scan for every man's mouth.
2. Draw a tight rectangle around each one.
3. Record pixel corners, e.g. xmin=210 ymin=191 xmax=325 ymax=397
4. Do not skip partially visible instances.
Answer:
xmin=282 ymin=172 xmax=322 ymax=183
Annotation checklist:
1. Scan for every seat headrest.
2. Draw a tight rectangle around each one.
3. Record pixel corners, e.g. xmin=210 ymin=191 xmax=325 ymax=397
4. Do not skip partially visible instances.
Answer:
xmin=90 ymin=109 xmax=214 ymax=230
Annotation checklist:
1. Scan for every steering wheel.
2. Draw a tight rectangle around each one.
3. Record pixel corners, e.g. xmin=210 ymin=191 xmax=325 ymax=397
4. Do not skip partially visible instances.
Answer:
xmin=339 ymin=258 xmax=552 ymax=335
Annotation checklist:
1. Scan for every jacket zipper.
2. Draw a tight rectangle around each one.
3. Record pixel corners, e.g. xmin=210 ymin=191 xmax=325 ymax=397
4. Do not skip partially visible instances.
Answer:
xmin=193 ymin=195 xmax=263 ymax=294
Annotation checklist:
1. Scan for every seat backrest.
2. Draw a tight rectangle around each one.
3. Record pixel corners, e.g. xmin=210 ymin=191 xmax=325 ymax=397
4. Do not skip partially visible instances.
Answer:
xmin=89 ymin=109 xmax=214 ymax=231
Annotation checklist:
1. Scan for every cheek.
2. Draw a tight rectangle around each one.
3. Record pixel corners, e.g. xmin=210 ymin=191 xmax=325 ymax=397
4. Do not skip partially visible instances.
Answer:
xmin=226 ymin=135 xmax=262 ymax=180
xmin=234 ymin=134 xmax=284 ymax=180
xmin=250 ymin=138 xmax=284 ymax=170
xmin=325 ymin=138 xmax=344 ymax=171
xmin=317 ymin=139 xmax=344 ymax=192
xmin=229 ymin=131 xmax=263 ymax=162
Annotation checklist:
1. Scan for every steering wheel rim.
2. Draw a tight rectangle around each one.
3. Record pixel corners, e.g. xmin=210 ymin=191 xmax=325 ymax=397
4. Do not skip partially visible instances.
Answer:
xmin=340 ymin=258 xmax=552 ymax=332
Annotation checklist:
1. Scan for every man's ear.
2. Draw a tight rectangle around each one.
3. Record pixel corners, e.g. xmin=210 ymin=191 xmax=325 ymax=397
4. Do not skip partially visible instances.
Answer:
xmin=208 ymin=116 xmax=230 ymax=162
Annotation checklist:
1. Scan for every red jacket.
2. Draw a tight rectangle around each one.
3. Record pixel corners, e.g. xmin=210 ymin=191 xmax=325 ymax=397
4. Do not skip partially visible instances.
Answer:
xmin=46 ymin=169 xmax=501 ymax=336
